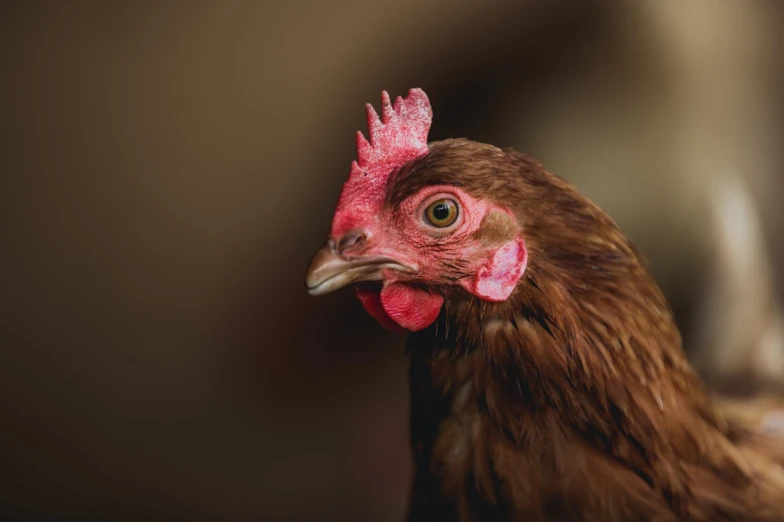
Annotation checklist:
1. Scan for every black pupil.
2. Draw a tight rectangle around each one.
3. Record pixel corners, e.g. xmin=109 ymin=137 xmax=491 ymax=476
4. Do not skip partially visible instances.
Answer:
xmin=433 ymin=203 xmax=449 ymax=221
xmin=432 ymin=203 xmax=450 ymax=221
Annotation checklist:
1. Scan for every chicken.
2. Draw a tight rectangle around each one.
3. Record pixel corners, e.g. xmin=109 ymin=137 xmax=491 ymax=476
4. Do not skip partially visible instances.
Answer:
xmin=304 ymin=88 xmax=784 ymax=521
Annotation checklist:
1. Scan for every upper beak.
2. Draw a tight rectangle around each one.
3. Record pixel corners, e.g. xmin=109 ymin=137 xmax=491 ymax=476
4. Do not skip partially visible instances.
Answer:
xmin=304 ymin=242 xmax=413 ymax=296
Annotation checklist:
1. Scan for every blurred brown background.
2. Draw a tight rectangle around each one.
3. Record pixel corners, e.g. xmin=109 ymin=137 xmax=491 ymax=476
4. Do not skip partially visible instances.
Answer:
xmin=1 ymin=2 xmax=783 ymax=521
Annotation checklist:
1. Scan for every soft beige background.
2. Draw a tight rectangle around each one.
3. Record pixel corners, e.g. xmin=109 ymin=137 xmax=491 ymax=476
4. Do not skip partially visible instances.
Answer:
xmin=2 ymin=2 xmax=782 ymax=521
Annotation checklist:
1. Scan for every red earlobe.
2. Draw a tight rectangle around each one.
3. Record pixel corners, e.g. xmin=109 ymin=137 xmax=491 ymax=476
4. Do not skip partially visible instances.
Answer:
xmin=461 ymin=237 xmax=527 ymax=302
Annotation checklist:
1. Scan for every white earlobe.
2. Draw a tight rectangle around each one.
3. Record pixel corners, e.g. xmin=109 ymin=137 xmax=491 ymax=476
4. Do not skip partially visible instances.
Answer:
xmin=460 ymin=237 xmax=527 ymax=302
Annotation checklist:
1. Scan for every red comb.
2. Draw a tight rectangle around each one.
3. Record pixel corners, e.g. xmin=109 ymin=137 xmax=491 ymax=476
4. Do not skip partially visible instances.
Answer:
xmin=355 ymin=88 xmax=432 ymax=171
xmin=331 ymin=88 xmax=433 ymax=237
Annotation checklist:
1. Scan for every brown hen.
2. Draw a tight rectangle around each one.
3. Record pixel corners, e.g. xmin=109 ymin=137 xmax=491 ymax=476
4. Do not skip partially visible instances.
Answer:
xmin=305 ymin=88 xmax=784 ymax=521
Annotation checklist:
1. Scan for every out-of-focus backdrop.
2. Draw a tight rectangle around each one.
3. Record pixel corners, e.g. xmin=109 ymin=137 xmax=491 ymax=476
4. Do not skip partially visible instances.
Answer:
xmin=2 ymin=2 xmax=782 ymax=521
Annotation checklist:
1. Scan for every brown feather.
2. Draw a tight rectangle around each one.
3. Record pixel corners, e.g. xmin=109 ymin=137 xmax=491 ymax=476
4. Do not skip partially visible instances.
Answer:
xmin=401 ymin=139 xmax=784 ymax=521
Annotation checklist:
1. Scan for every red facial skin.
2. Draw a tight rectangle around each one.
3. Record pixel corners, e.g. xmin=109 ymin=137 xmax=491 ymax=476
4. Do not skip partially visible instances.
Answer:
xmin=338 ymin=184 xmax=528 ymax=332
xmin=327 ymin=89 xmax=527 ymax=332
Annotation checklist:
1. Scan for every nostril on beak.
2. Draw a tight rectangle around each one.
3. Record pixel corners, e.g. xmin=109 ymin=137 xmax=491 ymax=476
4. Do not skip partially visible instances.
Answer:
xmin=337 ymin=229 xmax=367 ymax=254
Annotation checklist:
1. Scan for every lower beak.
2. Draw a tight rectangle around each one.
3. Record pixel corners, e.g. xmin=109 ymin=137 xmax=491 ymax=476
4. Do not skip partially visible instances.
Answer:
xmin=304 ymin=245 xmax=412 ymax=296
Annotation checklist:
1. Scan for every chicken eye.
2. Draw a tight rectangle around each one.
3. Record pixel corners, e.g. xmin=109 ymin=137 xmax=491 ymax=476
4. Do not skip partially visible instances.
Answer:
xmin=424 ymin=199 xmax=459 ymax=228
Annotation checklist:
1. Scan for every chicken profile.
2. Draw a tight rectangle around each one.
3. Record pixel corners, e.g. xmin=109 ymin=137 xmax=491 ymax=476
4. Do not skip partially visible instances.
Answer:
xmin=304 ymin=88 xmax=784 ymax=521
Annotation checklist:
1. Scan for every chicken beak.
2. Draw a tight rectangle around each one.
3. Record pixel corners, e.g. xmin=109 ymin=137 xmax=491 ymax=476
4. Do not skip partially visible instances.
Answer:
xmin=304 ymin=243 xmax=413 ymax=296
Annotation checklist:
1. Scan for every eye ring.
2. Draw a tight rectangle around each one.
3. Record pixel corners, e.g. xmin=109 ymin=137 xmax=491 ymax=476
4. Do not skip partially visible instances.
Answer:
xmin=423 ymin=198 xmax=459 ymax=228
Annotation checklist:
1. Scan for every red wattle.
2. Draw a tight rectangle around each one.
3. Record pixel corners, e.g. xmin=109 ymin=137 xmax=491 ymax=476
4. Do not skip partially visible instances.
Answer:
xmin=380 ymin=282 xmax=444 ymax=332
xmin=354 ymin=287 xmax=406 ymax=333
